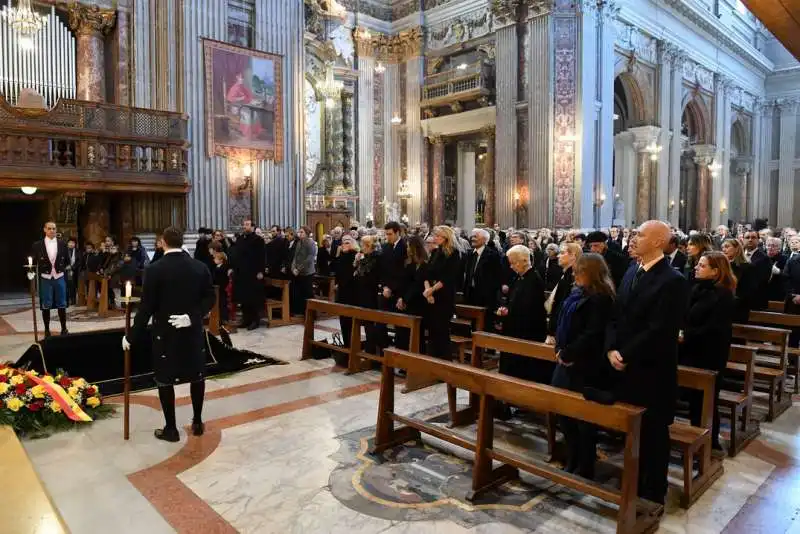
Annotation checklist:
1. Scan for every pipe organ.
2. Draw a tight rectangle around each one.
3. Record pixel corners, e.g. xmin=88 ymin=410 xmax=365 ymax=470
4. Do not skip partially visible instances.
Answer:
xmin=0 ymin=5 xmax=76 ymax=109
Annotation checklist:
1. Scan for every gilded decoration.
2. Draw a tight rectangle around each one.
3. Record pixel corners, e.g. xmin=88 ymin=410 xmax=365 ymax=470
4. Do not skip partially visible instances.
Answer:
xmin=426 ymin=8 xmax=493 ymax=51
xmin=65 ymin=2 xmax=116 ymax=36
xmin=202 ymin=39 xmax=284 ymax=162
xmin=354 ymin=27 xmax=423 ymax=62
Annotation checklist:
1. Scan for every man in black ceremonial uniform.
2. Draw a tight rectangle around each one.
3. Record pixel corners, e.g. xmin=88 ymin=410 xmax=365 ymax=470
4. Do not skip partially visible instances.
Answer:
xmin=123 ymin=227 xmax=216 ymax=442
xmin=232 ymin=219 xmax=266 ymax=330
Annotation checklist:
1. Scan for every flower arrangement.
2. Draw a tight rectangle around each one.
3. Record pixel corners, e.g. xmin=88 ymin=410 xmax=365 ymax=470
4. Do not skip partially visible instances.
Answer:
xmin=0 ymin=362 xmax=114 ymax=438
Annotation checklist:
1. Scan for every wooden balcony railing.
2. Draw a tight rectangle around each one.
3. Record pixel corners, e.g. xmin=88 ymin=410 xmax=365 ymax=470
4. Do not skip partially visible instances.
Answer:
xmin=421 ymin=61 xmax=494 ymax=117
xmin=0 ymin=95 xmax=189 ymax=193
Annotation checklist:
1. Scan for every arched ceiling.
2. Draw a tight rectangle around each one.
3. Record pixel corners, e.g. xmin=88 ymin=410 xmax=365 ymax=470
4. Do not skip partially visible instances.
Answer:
xmin=741 ymin=0 xmax=800 ymax=60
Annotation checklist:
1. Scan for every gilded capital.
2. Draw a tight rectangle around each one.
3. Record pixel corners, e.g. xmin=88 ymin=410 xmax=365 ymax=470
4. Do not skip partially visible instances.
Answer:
xmin=373 ymin=27 xmax=423 ymax=63
xmin=429 ymin=135 xmax=444 ymax=145
xmin=66 ymin=2 xmax=116 ymax=36
xmin=491 ymin=0 xmax=520 ymax=28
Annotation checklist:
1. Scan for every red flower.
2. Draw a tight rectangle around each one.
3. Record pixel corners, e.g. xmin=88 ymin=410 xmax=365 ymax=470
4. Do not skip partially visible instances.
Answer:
xmin=59 ymin=376 xmax=72 ymax=387
xmin=24 ymin=378 xmax=35 ymax=388
xmin=28 ymin=401 xmax=42 ymax=412
xmin=86 ymin=386 xmax=97 ymax=395
xmin=15 ymin=383 xmax=27 ymax=395
xmin=0 ymin=375 xmax=7 ymax=383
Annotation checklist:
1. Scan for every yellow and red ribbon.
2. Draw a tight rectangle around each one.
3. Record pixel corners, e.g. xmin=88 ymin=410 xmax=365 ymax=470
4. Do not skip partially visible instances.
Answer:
xmin=24 ymin=372 xmax=93 ymax=422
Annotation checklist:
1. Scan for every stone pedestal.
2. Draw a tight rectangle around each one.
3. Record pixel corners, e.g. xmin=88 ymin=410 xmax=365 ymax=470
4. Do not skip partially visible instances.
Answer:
xmin=68 ymin=4 xmax=116 ymax=102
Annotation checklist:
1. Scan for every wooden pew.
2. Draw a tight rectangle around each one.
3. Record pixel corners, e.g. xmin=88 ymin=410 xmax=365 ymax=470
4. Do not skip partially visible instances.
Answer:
xmin=768 ymin=300 xmax=784 ymax=312
xmin=450 ymin=304 xmax=487 ymax=364
xmin=748 ymin=310 xmax=800 ymax=393
xmin=264 ymin=278 xmax=291 ymax=326
xmin=719 ymin=345 xmax=759 ymax=457
xmin=375 ymin=349 xmax=659 ymax=534
xmin=302 ymin=299 xmax=430 ymax=392
xmin=77 ymin=275 xmax=87 ymax=306
xmin=86 ymin=272 xmax=111 ymax=317
xmin=312 ymin=274 xmax=336 ymax=301
xmin=0 ymin=426 xmax=69 ymax=533
xmin=673 ymin=366 xmax=724 ymax=508
xmin=729 ymin=324 xmax=791 ymax=421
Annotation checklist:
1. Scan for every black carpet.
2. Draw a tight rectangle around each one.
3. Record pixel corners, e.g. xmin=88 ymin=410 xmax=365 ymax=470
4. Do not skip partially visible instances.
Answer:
xmin=14 ymin=328 xmax=285 ymax=396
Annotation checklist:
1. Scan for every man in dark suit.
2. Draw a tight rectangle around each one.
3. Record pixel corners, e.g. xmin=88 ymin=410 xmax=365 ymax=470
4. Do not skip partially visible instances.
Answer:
xmin=766 ymin=237 xmax=788 ymax=302
xmin=743 ymin=230 xmax=771 ymax=310
xmin=123 ymin=227 xmax=216 ymax=442
xmin=66 ymin=237 xmax=82 ymax=306
xmin=538 ymin=243 xmax=563 ymax=291
xmin=783 ymin=235 xmax=800 ymax=347
xmin=377 ymin=221 xmax=407 ymax=346
xmin=664 ymin=234 xmax=687 ymax=273
xmin=586 ymin=231 xmax=630 ymax=290
xmin=265 ymin=225 xmax=287 ymax=279
xmin=463 ymin=228 xmax=502 ymax=323
xmin=232 ymin=219 xmax=266 ymax=330
xmin=496 ymin=245 xmax=549 ymax=384
xmin=606 ymin=220 xmax=688 ymax=504
xmin=30 ymin=221 xmax=71 ymax=337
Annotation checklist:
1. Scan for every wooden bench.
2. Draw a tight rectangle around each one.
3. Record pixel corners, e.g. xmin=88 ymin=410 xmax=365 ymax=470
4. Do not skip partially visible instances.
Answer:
xmin=302 ymin=299 xmax=431 ymax=392
xmin=264 ymin=278 xmax=291 ymax=326
xmin=86 ymin=272 xmax=111 ymax=317
xmin=449 ymin=305 xmax=487 ymax=364
xmin=375 ymin=349 xmax=660 ymax=534
xmin=0 ymin=426 xmax=69 ymax=533
xmin=673 ymin=366 xmax=724 ymax=508
xmin=768 ymin=300 xmax=784 ymax=312
xmin=748 ymin=310 xmax=800 ymax=393
xmin=719 ymin=345 xmax=759 ymax=457
xmin=312 ymin=274 xmax=336 ymax=301
xmin=729 ymin=324 xmax=791 ymax=421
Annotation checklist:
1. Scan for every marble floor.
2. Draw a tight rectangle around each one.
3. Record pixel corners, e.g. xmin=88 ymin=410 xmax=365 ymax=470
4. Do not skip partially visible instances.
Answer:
xmin=2 ymin=305 xmax=800 ymax=533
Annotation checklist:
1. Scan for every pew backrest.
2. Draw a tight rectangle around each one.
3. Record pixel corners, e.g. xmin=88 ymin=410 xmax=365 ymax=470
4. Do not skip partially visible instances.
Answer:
xmin=732 ymin=323 xmax=790 ymax=370
xmin=727 ymin=344 xmax=756 ymax=399
xmin=748 ymin=310 xmax=800 ymax=328
xmin=454 ymin=304 xmax=487 ymax=332
xmin=677 ymin=366 xmax=717 ymax=430
xmin=470 ymin=331 xmax=555 ymax=367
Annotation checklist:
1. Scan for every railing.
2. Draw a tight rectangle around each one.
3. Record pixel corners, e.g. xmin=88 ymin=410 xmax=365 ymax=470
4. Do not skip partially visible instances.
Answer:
xmin=421 ymin=61 xmax=493 ymax=114
xmin=0 ymin=95 xmax=189 ymax=192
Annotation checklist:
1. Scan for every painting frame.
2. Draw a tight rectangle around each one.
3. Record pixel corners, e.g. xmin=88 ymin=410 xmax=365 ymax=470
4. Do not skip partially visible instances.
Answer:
xmin=202 ymin=38 xmax=284 ymax=162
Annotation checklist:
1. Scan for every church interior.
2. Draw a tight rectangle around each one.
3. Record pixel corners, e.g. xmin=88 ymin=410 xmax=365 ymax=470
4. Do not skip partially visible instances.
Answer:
xmin=2 ymin=0 xmax=800 ymax=533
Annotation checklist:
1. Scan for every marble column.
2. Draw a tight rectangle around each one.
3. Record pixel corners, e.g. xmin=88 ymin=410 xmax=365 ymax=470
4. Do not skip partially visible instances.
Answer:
xmin=711 ymin=76 xmax=728 ymax=227
xmin=629 ymin=126 xmax=661 ymax=224
xmin=115 ymin=9 xmax=131 ymax=106
xmin=777 ymin=99 xmax=799 ymax=227
xmin=495 ymin=23 xmax=518 ymax=228
xmin=613 ymin=131 xmax=635 ymax=226
xmin=356 ymin=56 xmax=375 ymax=223
xmin=693 ymin=144 xmax=716 ymax=231
xmin=597 ymin=6 xmax=617 ymax=228
xmin=666 ymin=45 xmax=686 ymax=228
xmin=431 ymin=137 xmax=445 ymax=225
xmin=457 ymin=142 xmax=477 ymax=231
xmin=484 ymin=129 xmax=496 ymax=226
xmin=67 ymin=4 xmax=116 ymax=102
xmin=753 ymin=103 xmax=772 ymax=219
xmin=655 ymin=45 xmax=672 ymax=222
xmin=383 ymin=64 xmax=401 ymax=206
xmin=405 ymin=56 xmax=424 ymax=225
xmin=720 ymin=83 xmax=733 ymax=227
xmin=527 ymin=6 xmax=552 ymax=228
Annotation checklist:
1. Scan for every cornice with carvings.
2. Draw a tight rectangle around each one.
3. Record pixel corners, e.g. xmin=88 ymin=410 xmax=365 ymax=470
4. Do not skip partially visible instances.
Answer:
xmin=354 ymin=26 xmax=423 ymax=62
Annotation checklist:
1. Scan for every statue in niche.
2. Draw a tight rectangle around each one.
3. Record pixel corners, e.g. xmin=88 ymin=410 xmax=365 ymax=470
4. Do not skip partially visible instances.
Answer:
xmin=613 ymin=196 xmax=626 ymax=226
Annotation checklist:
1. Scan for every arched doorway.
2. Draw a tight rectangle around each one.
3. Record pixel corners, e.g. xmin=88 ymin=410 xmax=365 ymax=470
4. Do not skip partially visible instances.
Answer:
xmin=678 ymin=97 xmax=711 ymax=231
xmin=612 ymin=73 xmax=646 ymax=226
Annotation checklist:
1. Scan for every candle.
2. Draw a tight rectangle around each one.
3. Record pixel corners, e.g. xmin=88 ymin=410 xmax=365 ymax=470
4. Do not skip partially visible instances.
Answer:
xmin=27 ymin=256 xmax=32 ymax=267
xmin=125 ymin=281 xmax=132 ymax=299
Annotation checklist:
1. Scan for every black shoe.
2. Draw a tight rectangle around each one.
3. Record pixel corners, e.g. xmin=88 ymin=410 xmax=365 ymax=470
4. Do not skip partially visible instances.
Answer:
xmin=247 ymin=322 xmax=259 ymax=331
xmin=44 ymin=329 xmax=52 ymax=338
xmin=154 ymin=427 xmax=180 ymax=442
xmin=60 ymin=329 xmax=69 ymax=336
xmin=191 ymin=422 xmax=205 ymax=436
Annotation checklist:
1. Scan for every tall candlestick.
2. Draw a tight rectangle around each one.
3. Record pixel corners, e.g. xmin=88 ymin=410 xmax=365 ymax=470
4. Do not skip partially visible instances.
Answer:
xmin=125 ymin=281 xmax=132 ymax=299
xmin=27 ymin=256 xmax=32 ymax=267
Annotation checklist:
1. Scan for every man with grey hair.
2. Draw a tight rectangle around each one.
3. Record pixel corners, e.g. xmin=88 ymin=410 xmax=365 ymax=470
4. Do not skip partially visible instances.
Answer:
xmin=463 ymin=227 xmax=502 ymax=319
xmin=495 ymin=244 xmax=548 ymax=384
xmin=539 ymin=242 xmax=562 ymax=291
xmin=606 ymin=220 xmax=688 ymax=504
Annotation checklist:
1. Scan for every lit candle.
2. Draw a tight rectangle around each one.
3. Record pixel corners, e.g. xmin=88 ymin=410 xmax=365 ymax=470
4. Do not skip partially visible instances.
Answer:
xmin=27 ymin=256 xmax=32 ymax=267
xmin=125 ymin=281 xmax=132 ymax=299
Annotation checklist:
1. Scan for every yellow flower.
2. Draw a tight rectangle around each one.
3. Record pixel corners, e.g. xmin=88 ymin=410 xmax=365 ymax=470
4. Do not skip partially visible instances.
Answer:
xmin=5 ymin=397 xmax=23 ymax=412
xmin=10 ymin=375 xmax=24 ymax=385
xmin=86 ymin=396 xmax=100 ymax=408
xmin=42 ymin=375 xmax=54 ymax=384
xmin=0 ymin=368 xmax=10 ymax=376
xmin=30 ymin=385 xmax=46 ymax=399
xmin=67 ymin=386 xmax=79 ymax=399
xmin=72 ymin=378 xmax=87 ymax=388
xmin=0 ymin=383 xmax=8 ymax=395
xmin=27 ymin=370 xmax=38 ymax=377
xmin=49 ymin=402 xmax=62 ymax=413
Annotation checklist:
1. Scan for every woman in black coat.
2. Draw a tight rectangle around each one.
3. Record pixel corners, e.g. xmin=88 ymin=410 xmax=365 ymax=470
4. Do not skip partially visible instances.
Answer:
xmin=424 ymin=226 xmax=462 ymax=359
xmin=680 ymin=251 xmax=736 ymax=450
xmin=722 ymin=238 xmax=756 ymax=323
xmin=354 ymin=235 xmax=382 ymax=354
xmin=684 ymin=234 xmax=713 ymax=283
xmin=334 ymin=235 xmax=358 ymax=346
xmin=551 ymin=253 xmax=615 ymax=479
xmin=545 ymin=242 xmax=582 ymax=342
xmin=395 ymin=235 xmax=429 ymax=351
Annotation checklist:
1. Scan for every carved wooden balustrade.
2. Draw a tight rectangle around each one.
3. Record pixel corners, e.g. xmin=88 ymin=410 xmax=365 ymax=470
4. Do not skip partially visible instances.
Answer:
xmin=421 ymin=61 xmax=494 ymax=118
xmin=0 ymin=96 xmax=189 ymax=193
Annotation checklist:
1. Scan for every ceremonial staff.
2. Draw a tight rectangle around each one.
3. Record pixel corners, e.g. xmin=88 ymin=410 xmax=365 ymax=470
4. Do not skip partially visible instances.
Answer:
xmin=120 ymin=281 xmax=140 ymax=440
xmin=24 ymin=256 xmax=38 ymax=342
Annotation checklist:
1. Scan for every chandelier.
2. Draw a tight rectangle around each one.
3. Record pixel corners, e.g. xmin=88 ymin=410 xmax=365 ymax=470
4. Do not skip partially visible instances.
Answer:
xmin=1 ymin=0 xmax=47 ymax=51
xmin=319 ymin=67 xmax=343 ymax=109
xmin=374 ymin=62 xmax=385 ymax=74
xmin=397 ymin=180 xmax=412 ymax=199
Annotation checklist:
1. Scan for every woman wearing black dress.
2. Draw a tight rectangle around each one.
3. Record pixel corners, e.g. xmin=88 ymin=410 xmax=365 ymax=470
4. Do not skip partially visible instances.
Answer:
xmin=545 ymin=242 xmax=581 ymax=345
xmin=395 ymin=235 xmax=429 ymax=351
xmin=684 ymin=234 xmax=713 ymax=282
xmin=354 ymin=235 xmax=382 ymax=354
xmin=551 ymin=253 xmax=615 ymax=479
xmin=424 ymin=226 xmax=462 ymax=359
xmin=722 ymin=238 xmax=755 ymax=323
xmin=334 ymin=235 xmax=358 ymax=347
xmin=680 ymin=251 xmax=736 ymax=450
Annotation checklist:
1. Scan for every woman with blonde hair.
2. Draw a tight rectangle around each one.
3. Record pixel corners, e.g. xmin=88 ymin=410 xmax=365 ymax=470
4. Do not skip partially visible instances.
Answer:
xmin=545 ymin=242 xmax=582 ymax=344
xmin=721 ymin=237 xmax=756 ymax=322
xmin=424 ymin=226 xmax=462 ymax=359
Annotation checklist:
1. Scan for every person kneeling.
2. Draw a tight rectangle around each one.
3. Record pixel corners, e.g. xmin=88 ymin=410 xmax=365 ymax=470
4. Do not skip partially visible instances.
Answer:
xmin=551 ymin=253 xmax=615 ymax=479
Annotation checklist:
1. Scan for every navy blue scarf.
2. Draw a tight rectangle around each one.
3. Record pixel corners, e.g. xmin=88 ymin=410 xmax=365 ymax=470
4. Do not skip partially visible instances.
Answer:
xmin=555 ymin=287 xmax=585 ymax=352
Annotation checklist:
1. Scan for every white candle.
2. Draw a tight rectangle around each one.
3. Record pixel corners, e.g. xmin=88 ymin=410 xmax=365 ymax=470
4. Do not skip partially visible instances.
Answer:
xmin=125 ymin=281 xmax=132 ymax=299
xmin=27 ymin=256 xmax=32 ymax=267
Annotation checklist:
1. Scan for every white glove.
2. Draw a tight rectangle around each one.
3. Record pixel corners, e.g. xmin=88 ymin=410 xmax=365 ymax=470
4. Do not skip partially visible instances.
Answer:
xmin=26 ymin=272 xmax=35 ymax=281
xmin=772 ymin=264 xmax=781 ymax=276
xmin=168 ymin=314 xmax=191 ymax=329
xmin=122 ymin=336 xmax=131 ymax=351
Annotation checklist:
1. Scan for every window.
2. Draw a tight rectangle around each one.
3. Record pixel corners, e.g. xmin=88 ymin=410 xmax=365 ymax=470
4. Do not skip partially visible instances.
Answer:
xmin=228 ymin=0 xmax=255 ymax=48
